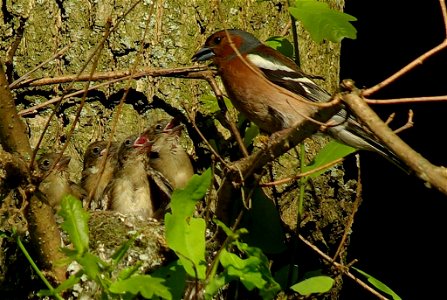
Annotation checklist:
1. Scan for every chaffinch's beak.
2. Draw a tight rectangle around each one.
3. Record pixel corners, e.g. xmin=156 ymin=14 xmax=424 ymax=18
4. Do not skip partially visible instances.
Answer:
xmin=192 ymin=47 xmax=215 ymax=62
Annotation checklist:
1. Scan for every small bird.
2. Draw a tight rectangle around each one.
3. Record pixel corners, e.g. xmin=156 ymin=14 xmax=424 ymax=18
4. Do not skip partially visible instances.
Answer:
xmin=192 ymin=29 xmax=407 ymax=171
xmin=37 ymin=152 xmax=85 ymax=212
xmin=107 ymin=134 xmax=154 ymax=219
xmin=137 ymin=117 xmax=195 ymax=190
xmin=81 ymin=140 xmax=119 ymax=210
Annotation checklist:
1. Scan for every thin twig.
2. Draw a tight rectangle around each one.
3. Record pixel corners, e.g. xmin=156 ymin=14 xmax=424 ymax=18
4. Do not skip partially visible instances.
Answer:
xmin=299 ymin=234 xmax=389 ymax=300
xmin=393 ymin=109 xmax=414 ymax=134
xmin=363 ymin=0 xmax=447 ymax=97
xmin=85 ymin=0 xmax=155 ymax=209
xmin=201 ymin=71 xmax=249 ymax=157
xmin=9 ymin=44 xmax=71 ymax=89
xmin=17 ymin=67 xmax=211 ymax=116
xmin=366 ymin=95 xmax=447 ymax=104
xmin=11 ymin=65 xmax=210 ymax=89
xmin=260 ymin=157 xmax=344 ymax=187
xmin=186 ymin=107 xmax=229 ymax=168
xmin=332 ymin=156 xmax=362 ymax=261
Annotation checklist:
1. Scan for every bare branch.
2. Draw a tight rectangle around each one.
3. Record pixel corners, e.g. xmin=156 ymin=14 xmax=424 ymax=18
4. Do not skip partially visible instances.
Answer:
xmin=216 ymin=98 xmax=342 ymax=225
xmin=366 ymin=95 xmax=447 ymax=104
xmin=363 ymin=0 xmax=447 ymax=96
xmin=299 ymin=234 xmax=389 ymax=300
xmin=342 ymin=80 xmax=447 ymax=195
xmin=11 ymin=66 xmax=210 ymax=89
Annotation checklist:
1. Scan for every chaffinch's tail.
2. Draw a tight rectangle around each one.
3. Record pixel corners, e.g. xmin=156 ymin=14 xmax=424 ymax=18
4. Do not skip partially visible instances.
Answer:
xmin=327 ymin=112 xmax=411 ymax=174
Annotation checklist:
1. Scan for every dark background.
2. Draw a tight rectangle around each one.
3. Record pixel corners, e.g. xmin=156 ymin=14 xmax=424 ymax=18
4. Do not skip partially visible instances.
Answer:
xmin=340 ymin=1 xmax=447 ymax=299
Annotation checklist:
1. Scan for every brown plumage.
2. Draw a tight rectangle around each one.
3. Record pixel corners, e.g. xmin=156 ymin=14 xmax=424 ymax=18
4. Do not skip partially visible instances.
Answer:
xmin=107 ymin=135 xmax=154 ymax=219
xmin=81 ymin=140 xmax=119 ymax=210
xmin=140 ymin=118 xmax=194 ymax=190
xmin=37 ymin=152 xmax=85 ymax=212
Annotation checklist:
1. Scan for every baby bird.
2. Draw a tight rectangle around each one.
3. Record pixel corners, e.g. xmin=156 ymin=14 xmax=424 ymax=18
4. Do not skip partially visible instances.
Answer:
xmin=107 ymin=134 xmax=154 ymax=219
xmin=139 ymin=117 xmax=194 ymax=190
xmin=37 ymin=152 xmax=85 ymax=212
xmin=81 ymin=140 xmax=119 ymax=210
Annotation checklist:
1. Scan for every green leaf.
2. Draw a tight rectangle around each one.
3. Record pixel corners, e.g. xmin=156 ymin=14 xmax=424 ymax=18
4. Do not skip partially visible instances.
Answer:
xmin=302 ymin=140 xmax=356 ymax=179
xmin=151 ymin=260 xmax=187 ymax=300
xmin=289 ymin=0 xmax=357 ymax=43
xmin=109 ymin=274 xmax=171 ymax=300
xmin=242 ymin=122 xmax=260 ymax=148
xmin=77 ymin=252 xmax=107 ymax=281
xmin=111 ymin=234 xmax=136 ymax=265
xmin=117 ymin=263 xmax=142 ymax=281
xmin=219 ymin=245 xmax=281 ymax=299
xmin=205 ymin=273 xmax=230 ymax=300
xmin=36 ymin=289 xmax=54 ymax=297
xmin=58 ymin=195 xmax=89 ymax=255
xmin=290 ymin=275 xmax=334 ymax=295
xmin=220 ymin=249 xmax=266 ymax=291
xmin=53 ymin=271 xmax=83 ymax=294
xmin=240 ymin=188 xmax=287 ymax=254
xmin=165 ymin=215 xmax=207 ymax=279
xmin=169 ymin=168 xmax=212 ymax=217
xmin=265 ymin=36 xmax=294 ymax=58
xmin=353 ymin=267 xmax=402 ymax=300
xmin=164 ymin=169 xmax=211 ymax=280
xmin=214 ymin=218 xmax=241 ymax=238
xmin=200 ymin=94 xmax=233 ymax=114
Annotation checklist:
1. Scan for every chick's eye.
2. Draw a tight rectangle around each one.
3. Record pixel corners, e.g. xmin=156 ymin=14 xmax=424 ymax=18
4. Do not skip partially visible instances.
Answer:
xmin=155 ymin=124 xmax=163 ymax=130
xmin=92 ymin=147 xmax=101 ymax=155
xmin=124 ymin=138 xmax=133 ymax=146
xmin=41 ymin=159 xmax=51 ymax=170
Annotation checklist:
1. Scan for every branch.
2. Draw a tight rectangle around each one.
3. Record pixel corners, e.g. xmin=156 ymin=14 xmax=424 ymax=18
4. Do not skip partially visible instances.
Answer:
xmin=0 ymin=59 xmax=67 ymax=283
xmin=362 ymin=0 xmax=447 ymax=96
xmin=298 ymin=234 xmax=389 ymax=300
xmin=0 ymin=59 xmax=32 ymax=158
xmin=16 ymin=66 xmax=212 ymax=116
xmin=216 ymin=98 xmax=342 ymax=225
xmin=341 ymin=80 xmax=447 ymax=196
xmin=11 ymin=66 xmax=210 ymax=89
xmin=366 ymin=95 xmax=447 ymax=104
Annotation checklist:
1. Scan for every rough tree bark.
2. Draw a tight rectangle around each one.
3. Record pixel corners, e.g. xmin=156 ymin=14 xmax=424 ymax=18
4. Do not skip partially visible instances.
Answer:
xmin=0 ymin=1 xmax=355 ymax=299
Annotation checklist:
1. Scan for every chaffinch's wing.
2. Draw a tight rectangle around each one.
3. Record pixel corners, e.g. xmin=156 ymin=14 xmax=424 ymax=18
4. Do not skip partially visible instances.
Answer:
xmin=247 ymin=46 xmax=332 ymax=103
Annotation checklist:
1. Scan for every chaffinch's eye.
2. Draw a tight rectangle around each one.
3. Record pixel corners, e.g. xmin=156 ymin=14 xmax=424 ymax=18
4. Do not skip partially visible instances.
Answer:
xmin=213 ymin=36 xmax=222 ymax=45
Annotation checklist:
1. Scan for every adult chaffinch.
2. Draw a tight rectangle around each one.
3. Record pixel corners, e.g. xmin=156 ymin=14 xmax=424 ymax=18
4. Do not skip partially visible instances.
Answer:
xmin=106 ymin=134 xmax=155 ymax=219
xmin=37 ymin=152 xmax=85 ymax=212
xmin=81 ymin=140 xmax=119 ymax=210
xmin=192 ymin=29 xmax=407 ymax=171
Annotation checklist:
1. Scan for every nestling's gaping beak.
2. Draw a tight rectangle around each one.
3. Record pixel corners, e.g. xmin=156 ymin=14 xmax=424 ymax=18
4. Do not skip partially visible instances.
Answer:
xmin=163 ymin=117 xmax=184 ymax=135
xmin=133 ymin=135 xmax=154 ymax=152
